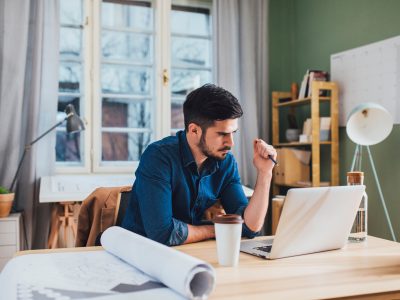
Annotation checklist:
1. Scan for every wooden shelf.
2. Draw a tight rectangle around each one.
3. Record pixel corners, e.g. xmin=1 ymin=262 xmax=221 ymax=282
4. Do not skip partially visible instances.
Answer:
xmin=274 ymin=96 xmax=331 ymax=107
xmin=271 ymin=81 xmax=339 ymax=191
xmin=273 ymin=141 xmax=332 ymax=147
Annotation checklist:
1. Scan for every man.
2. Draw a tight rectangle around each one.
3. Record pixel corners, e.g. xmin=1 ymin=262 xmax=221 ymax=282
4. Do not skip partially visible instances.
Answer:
xmin=122 ymin=84 xmax=276 ymax=246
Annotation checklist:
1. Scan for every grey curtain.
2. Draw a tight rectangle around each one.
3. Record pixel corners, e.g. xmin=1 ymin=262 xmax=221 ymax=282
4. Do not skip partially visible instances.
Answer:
xmin=0 ymin=0 xmax=59 ymax=249
xmin=214 ymin=0 xmax=269 ymax=187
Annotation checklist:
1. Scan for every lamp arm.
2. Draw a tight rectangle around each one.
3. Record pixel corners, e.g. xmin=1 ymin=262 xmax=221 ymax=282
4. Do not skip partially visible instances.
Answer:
xmin=9 ymin=117 xmax=67 ymax=192
xmin=28 ymin=117 xmax=67 ymax=147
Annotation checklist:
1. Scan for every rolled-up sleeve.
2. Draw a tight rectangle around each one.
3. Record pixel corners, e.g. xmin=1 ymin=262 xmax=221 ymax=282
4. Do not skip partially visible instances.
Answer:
xmin=219 ymin=160 xmax=260 ymax=239
xmin=134 ymin=145 xmax=188 ymax=246
xmin=233 ymin=204 xmax=259 ymax=239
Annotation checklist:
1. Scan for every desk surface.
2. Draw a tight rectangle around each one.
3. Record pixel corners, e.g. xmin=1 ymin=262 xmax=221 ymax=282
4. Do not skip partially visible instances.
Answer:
xmin=17 ymin=236 xmax=400 ymax=299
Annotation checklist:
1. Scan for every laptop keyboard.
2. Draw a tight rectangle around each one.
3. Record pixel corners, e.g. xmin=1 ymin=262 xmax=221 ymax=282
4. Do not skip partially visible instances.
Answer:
xmin=254 ymin=245 xmax=272 ymax=253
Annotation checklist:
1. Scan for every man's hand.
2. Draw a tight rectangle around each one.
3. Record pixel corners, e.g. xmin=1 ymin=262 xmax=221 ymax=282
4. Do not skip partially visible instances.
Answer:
xmin=203 ymin=200 xmax=226 ymax=221
xmin=253 ymin=139 xmax=277 ymax=175
xmin=242 ymin=139 xmax=276 ymax=232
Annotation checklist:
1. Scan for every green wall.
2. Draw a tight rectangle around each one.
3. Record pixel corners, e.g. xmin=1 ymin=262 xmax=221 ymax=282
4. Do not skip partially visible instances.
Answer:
xmin=269 ymin=0 xmax=400 ymax=240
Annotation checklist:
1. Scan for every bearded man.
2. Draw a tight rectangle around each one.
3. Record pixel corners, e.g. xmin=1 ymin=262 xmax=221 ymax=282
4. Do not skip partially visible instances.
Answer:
xmin=122 ymin=84 xmax=277 ymax=246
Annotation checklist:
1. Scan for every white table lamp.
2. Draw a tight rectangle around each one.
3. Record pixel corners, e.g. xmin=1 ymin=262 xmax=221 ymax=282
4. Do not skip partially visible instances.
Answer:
xmin=346 ymin=102 xmax=393 ymax=146
xmin=346 ymin=102 xmax=396 ymax=241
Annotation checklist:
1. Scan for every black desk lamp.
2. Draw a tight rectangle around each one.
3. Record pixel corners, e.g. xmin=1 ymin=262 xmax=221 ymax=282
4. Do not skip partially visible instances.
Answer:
xmin=9 ymin=104 xmax=85 ymax=192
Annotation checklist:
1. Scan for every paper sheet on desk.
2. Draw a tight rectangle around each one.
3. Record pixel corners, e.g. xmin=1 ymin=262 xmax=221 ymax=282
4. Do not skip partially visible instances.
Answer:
xmin=0 ymin=227 xmax=215 ymax=300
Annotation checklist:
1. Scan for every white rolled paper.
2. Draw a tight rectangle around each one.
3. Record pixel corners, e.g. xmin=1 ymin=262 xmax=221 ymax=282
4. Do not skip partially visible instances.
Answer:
xmin=101 ymin=226 xmax=216 ymax=299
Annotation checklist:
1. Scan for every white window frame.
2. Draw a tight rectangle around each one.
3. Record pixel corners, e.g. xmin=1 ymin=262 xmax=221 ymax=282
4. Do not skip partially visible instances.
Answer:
xmin=56 ymin=0 xmax=213 ymax=174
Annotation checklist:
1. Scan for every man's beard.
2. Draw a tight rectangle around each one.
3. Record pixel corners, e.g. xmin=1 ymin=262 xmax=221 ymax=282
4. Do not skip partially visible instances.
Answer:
xmin=198 ymin=132 xmax=231 ymax=161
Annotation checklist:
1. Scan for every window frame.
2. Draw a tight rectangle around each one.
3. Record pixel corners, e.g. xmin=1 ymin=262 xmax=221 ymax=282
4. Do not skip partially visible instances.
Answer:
xmin=55 ymin=0 xmax=213 ymax=174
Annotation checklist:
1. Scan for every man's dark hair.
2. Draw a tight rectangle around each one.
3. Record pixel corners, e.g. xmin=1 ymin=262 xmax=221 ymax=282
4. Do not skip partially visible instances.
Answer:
xmin=183 ymin=84 xmax=243 ymax=131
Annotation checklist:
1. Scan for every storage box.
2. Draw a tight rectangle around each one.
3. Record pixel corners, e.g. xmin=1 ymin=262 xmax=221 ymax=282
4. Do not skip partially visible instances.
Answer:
xmin=273 ymin=148 xmax=310 ymax=185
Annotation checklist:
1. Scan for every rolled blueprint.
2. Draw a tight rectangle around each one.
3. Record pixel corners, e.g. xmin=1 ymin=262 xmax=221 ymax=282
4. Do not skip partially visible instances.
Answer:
xmin=101 ymin=226 xmax=216 ymax=299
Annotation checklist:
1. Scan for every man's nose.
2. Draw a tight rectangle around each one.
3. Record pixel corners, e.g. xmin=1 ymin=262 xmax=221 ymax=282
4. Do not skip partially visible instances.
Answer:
xmin=225 ymin=133 xmax=234 ymax=147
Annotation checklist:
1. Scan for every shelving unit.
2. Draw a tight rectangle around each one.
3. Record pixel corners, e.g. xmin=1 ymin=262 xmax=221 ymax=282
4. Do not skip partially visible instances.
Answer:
xmin=271 ymin=81 xmax=339 ymax=195
xmin=0 ymin=213 xmax=23 ymax=271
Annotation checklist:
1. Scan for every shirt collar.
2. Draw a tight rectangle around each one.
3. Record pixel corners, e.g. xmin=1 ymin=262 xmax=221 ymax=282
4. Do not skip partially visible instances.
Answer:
xmin=178 ymin=130 xmax=220 ymax=174
xmin=179 ymin=130 xmax=196 ymax=167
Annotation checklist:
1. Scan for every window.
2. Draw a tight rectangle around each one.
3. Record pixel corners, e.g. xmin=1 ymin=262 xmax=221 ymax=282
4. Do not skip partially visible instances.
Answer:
xmin=57 ymin=0 xmax=85 ymax=165
xmin=56 ymin=0 xmax=213 ymax=173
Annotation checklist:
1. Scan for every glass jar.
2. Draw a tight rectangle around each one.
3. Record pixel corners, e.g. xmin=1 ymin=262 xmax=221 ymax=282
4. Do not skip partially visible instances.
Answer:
xmin=347 ymin=171 xmax=368 ymax=242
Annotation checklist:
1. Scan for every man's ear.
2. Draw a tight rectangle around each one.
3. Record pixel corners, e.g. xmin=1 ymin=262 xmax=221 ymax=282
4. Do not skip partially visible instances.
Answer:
xmin=188 ymin=123 xmax=201 ymax=137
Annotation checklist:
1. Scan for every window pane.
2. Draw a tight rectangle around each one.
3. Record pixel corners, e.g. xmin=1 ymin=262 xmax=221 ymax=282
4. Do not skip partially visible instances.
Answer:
xmin=56 ymin=95 xmax=84 ymax=163
xmin=60 ymin=0 xmax=83 ymax=25
xmin=60 ymin=27 xmax=82 ymax=59
xmin=101 ymin=65 xmax=151 ymax=95
xmin=171 ymin=101 xmax=184 ymax=129
xmin=172 ymin=37 xmax=210 ymax=67
xmin=170 ymin=2 xmax=213 ymax=135
xmin=102 ymin=31 xmax=152 ymax=62
xmin=56 ymin=132 xmax=83 ymax=162
xmin=100 ymin=0 xmax=155 ymax=165
xmin=102 ymin=98 xmax=151 ymax=128
xmin=171 ymin=69 xmax=212 ymax=96
xmin=57 ymin=0 xmax=85 ymax=166
xmin=59 ymin=62 xmax=82 ymax=93
xmin=102 ymin=2 xmax=153 ymax=30
xmin=102 ymin=132 xmax=151 ymax=161
xmin=58 ymin=95 xmax=81 ymax=114
xmin=171 ymin=6 xmax=211 ymax=36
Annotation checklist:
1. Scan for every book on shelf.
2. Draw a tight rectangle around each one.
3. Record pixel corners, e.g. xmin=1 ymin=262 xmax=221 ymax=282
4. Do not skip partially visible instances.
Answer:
xmin=307 ymin=70 xmax=329 ymax=97
xmin=302 ymin=118 xmax=312 ymax=135
xmin=302 ymin=117 xmax=331 ymax=132
xmin=320 ymin=117 xmax=331 ymax=130
xmin=300 ymin=117 xmax=331 ymax=142
xmin=298 ymin=70 xmax=309 ymax=99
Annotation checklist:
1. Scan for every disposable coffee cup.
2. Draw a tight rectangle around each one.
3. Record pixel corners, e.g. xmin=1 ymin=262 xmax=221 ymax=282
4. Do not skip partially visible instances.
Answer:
xmin=213 ymin=214 xmax=243 ymax=267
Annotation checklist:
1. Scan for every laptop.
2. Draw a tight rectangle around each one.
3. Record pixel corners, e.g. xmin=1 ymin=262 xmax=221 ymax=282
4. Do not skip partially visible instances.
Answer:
xmin=240 ymin=185 xmax=365 ymax=259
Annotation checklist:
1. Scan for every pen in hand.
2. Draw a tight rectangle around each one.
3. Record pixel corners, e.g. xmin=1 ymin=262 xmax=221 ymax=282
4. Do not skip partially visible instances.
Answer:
xmin=268 ymin=155 xmax=278 ymax=166
xmin=254 ymin=139 xmax=279 ymax=166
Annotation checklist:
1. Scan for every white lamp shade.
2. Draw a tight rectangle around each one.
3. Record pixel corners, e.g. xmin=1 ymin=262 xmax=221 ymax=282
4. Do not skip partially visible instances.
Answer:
xmin=346 ymin=102 xmax=393 ymax=146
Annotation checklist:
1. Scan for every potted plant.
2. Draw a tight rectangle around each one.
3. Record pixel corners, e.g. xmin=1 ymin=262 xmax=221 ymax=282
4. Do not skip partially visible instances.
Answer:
xmin=0 ymin=186 xmax=14 ymax=218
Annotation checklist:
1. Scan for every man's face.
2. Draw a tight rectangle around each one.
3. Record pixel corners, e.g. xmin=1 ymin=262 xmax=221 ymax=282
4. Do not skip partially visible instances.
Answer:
xmin=198 ymin=119 xmax=238 ymax=160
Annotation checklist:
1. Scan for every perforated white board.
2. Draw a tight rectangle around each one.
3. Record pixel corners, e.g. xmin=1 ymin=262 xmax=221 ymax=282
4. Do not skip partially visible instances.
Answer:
xmin=331 ymin=35 xmax=400 ymax=126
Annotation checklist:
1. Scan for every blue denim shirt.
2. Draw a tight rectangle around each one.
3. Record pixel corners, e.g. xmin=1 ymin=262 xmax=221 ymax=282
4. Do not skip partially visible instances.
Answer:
xmin=121 ymin=130 xmax=259 ymax=246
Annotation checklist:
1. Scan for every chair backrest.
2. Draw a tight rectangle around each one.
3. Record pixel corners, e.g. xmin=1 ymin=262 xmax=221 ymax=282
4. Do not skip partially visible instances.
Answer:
xmin=75 ymin=185 xmax=132 ymax=247
xmin=114 ymin=190 xmax=131 ymax=226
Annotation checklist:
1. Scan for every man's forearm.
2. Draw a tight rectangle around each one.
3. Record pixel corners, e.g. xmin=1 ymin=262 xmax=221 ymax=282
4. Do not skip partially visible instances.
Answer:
xmin=243 ymin=171 xmax=272 ymax=232
xmin=184 ymin=224 xmax=215 ymax=244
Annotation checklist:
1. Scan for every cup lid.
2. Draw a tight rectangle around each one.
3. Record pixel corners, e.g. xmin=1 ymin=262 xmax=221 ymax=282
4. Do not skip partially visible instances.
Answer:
xmin=213 ymin=214 xmax=243 ymax=224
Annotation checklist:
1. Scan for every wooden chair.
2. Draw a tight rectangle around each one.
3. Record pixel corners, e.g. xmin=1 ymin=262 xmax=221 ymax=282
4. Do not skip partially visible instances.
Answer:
xmin=75 ymin=186 xmax=132 ymax=247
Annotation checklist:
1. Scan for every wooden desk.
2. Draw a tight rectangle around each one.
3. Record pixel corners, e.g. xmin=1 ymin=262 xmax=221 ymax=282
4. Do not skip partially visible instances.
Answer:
xmin=16 ymin=235 xmax=400 ymax=299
